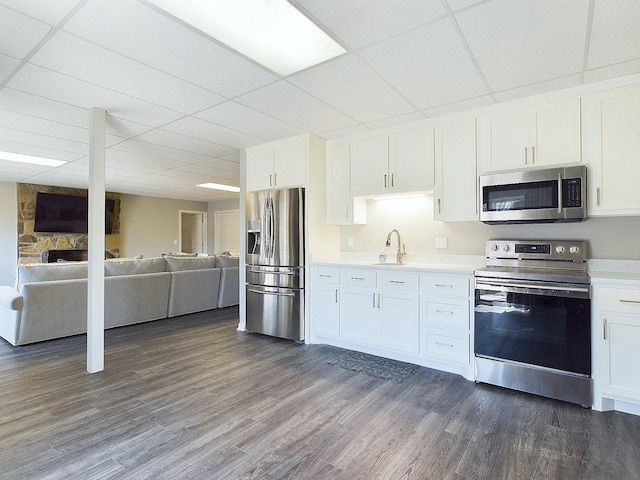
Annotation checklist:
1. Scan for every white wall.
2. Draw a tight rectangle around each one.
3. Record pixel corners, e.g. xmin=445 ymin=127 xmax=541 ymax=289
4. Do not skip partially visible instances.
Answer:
xmin=340 ymin=195 xmax=640 ymax=260
xmin=119 ymin=194 xmax=208 ymax=258
xmin=0 ymin=182 xmax=17 ymax=286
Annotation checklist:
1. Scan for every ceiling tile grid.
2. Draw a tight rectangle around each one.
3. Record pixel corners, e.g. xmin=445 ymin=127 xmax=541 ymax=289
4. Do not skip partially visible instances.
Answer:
xmin=0 ymin=0 xmax=638 ymax=201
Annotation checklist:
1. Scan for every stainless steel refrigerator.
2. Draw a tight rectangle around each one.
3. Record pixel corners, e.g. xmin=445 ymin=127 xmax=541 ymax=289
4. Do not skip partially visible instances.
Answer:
xmin=245 ymin=187 xmax=305 ymax=341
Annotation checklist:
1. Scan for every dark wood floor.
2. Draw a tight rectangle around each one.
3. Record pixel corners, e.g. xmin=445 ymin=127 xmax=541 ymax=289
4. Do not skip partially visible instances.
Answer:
xmin=1 ymin=309 xmax=639 ymax=480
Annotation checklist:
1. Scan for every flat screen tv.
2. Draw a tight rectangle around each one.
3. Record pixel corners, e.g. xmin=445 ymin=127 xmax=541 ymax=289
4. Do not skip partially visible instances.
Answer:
xmin=34 ymin=192 xmax=115 ymax=234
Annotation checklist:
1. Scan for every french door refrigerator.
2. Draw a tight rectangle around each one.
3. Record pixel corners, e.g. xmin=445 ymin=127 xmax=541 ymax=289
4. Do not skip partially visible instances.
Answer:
xmin=245 ymin=187 xmax=305 ymax=341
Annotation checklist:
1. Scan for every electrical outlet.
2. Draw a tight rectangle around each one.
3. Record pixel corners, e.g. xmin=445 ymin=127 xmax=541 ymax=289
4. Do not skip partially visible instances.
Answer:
xmin=435 ymin=236 xmax=448 ymax=249
xmin=347 ymin=236 xmax=354 ymax=247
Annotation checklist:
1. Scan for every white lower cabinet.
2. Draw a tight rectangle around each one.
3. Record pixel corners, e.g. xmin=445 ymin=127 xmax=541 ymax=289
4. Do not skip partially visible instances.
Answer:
xmin=310 ymin=264 xmax=474 ymax=379
xmin=592 ymin=282 xmax=640 ymax=413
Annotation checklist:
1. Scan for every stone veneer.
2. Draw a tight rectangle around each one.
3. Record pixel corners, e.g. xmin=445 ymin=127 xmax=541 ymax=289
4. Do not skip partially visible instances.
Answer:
xmin=17 ymin=183 xmax=121 ymax=264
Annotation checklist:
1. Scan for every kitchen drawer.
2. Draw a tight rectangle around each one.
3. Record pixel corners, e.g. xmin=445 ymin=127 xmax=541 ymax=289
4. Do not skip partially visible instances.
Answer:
xmin=420 ymin=326 xmax=469 ymax=364
xmin=378 ymin=271 xmax=418 ymax=292
xmin=420 ymin=295 xmax=469 ymax=330
xmin=420 ymin=274 xmax=469 ymax=297
xmin=312 ymin=266 xmax=340 ymax=284
xmin=340 ymin=268 xmax=376 ymax=288
xmin=595 ymin=285 xmax=640 ymax=314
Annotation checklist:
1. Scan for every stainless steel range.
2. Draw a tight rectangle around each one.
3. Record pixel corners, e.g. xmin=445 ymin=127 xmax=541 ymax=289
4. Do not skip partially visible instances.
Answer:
xmin=474 ymin=240 xmax=591 ymax=407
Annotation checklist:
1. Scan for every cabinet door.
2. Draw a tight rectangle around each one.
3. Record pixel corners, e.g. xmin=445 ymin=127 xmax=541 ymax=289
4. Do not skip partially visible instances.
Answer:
xmin=434 ymin=118 xmax=478 ymax=221
xmin=350 ymin=136 xmax=389 ymax=196
xmin=389 ymin=127 xmax=434 ymax=192
xmin=339 ymin=286 xmax=381 ymax=345
xmin=601 ymin=314 xmax=640 ymax=399
xmin=326 ymin=143 xmax=366 ymax=225
xmin=273 ymin=141 xmax=306 ymax=188
xmin=246 ymin=149 xmax=274 ymax=192
xmin=380 ymin=291 xmax=419 ymax=354
xmin=479 ymin=109 xmax=530 ymax=172
xmin=311 ymin=284 xmax=340 ymax=339
xmin=532 ymin=98 xmax=581 ymax=167
xmin=585 ymin=85 xmax=640 ymax=215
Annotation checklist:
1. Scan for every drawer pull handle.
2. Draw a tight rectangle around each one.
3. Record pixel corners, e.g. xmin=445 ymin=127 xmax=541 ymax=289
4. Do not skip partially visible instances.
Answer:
xmin=319 ymin=274 xmax=332 ymax=278
xmin=435 ymin=284 xmax=453 ymax=288
xmin=435 ymin=341 xmax=454 ymax=348
xmin=351 ymin=277 xmax=365 ymax=281
xmin=435 ymin=310 xmax=453 ymax=315
xmin=389 ymin=280 xmax=406 ymax=284
xmin=335 ymin=289 xmax=339 ymax=303
xmin=620 ymin=299 xmax=640 ymax=304
xmin=603 ymin=318 xmax=607 ymax=340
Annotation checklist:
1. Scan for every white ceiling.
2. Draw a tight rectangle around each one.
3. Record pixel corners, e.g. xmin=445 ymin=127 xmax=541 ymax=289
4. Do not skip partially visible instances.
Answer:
xmin=1 ymin=0 xmax=639 ymax=202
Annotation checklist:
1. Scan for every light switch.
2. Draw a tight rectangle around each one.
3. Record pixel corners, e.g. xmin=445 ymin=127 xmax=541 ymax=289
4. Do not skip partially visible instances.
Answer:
xmin=435 ymin=236 xmax=448 ymax=249
xmin=347 ymin=236 xmax=354 ymax=247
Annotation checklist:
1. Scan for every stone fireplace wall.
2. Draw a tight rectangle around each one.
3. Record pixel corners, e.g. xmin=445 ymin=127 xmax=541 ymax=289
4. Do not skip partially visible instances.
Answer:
xmin=17 ymin=183 xmax=121 ymax=264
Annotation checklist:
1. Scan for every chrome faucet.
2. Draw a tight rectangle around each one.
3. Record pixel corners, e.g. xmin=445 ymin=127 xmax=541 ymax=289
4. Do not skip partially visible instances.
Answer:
xmin=385 ymin=229 xmax=406 ymax=264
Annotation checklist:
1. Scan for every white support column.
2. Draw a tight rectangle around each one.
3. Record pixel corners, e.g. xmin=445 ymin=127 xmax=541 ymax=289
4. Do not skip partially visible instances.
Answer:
xmin=87 ymin=107 xmax=106 ymax=373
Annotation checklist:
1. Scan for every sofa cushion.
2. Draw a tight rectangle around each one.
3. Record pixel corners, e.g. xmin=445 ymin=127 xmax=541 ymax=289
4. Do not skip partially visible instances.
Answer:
xmin=216 ymin=255 xmax=239 ymax=268
xmin=16 ymin=262 xmax=88 ymax=288
xmin=104 ymin=257 xmax=166 ymax=276
xmin=164 ymin=256 xmax=217 ymax=272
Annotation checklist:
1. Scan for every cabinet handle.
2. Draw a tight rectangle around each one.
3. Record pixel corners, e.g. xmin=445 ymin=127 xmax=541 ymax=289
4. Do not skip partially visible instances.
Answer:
xmin=319 ymin=274 xmax=332 ymax=278
xmin=435 ymin=309 xmax=454 ymax=315
xmin=603 ymin=318 xmax=607 ymax=340
xmin=274 ymin=173 xmax=277 ymax=186
xmin=435 ymin=284 xmax=454 ymax=288
xmin=335 ymin=289 xmax=339 ymax=303
xmin=351 ymin=276 xmax=365 ymax=281
xmin=524 ymin=147 xmax=527 ymax=165
xmin=437 ymin=199 xmax=441 ymax=214
xmin=384 ymin=174 xmax=387 ymax=188
xmin=377 ymin=293 xmax=381 ymax=309
xmin=372 ymin=293 xmax=376 ymax=308
xmin=531 ymin=145 xmax=535 ymax=164
xmin=391 ymin=173 xmax=395 ymax=188
xmin=269 ymin=174 xmax=273 ymax=187
xmin=620 ymin=299 xmax=640 ymax=304
xmin=389 ymin=280 xmax=405 ymax=284
xmin=435 ymin=341 xmax=454 ymax=348
xmin=596 ymin=187 xmax=601 ymax=206
xmin=345 ymin=205 xmax=349 ymax=219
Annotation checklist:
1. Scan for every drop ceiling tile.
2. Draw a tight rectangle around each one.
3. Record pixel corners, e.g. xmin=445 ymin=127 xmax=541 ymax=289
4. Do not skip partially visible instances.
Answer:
xmin=9 ymin=64 xmax=184 ymax=127
xmin=236 ymin=81 xmax=357 ymax=134
xmin=195 ymin=101 xmax=304 ymax=142
xmin=132 ymin=173 xmax=194 ymax=187
xmin=63 ymin=0 xmax=277 ymax=98
xmin=105 ymin=148 xmax=188 ymax=170
xmin=319 ymin=124 xmax=371 ymax=140
xmin=360 ymin=18 xmax=489 ymax=109
xmin=0 ymin=109 xmax=87 ymax=143
xmin=364 ymin=111 xmax=428 ymax=131
xmin=0 ymin=139 xmax=81 ymax=162
xmin=187 ymin=159 xmax=239 ymax=174
xmin=422 ymin=94 xmax=494 ymax=118
xmin=0 ymin=127 xmax=87 ymax=155
xmin=26 ymin=175 xmax=88 ymax=189
xmin=493 ymin=75 xmax=582 ymax=104
xmin=0 ymin=53 xmax=20 ymax=84
xmin=138 ymin=129 xmax=236 ymax=158
xmin=584 ymin=59 xmax=640 ymax=84
xmin=1 ymin=0 xmax=79 ymax=26
xmin=160 ymin=117 xmax=263 ymax=150
xmin=29 ymin=31 xmax=225 ymax=114
xmin=445 ymin=0 xmax=487 ymax=12
xmin=289 ymin=54 xmax=417 ymax=123
xmin=294 ymin=0 xmax=447 ymax=50
xmin=456 ymin=0 xmax=589 ymax=92
xmin=109 ymin=139 xmax=207 ymax=164
xmin=106 ymin=115 xmax=154 ymax=139
xmin=0 ymin=88 xmax=89 ymax=127
xmin=0 ymin=6 xmax=51 ymax=59
xmin=104 ymin=159 xmax=165 ymax=175
xmin=588 ymin=0 xmax=640 ymax=69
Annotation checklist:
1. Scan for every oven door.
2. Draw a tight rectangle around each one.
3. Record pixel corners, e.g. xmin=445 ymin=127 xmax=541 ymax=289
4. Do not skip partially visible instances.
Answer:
xmin=474 ymin=279 xmax=591 ymax=376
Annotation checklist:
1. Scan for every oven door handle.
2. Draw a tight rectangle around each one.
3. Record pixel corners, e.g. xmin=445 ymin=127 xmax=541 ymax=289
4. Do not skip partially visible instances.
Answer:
xmin=476 ymin=281 xmax=590 ymax=299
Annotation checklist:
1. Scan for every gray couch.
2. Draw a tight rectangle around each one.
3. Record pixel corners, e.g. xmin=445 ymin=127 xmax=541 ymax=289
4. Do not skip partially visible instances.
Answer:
xmin=0 ymin=255 xmax=239 ymax=346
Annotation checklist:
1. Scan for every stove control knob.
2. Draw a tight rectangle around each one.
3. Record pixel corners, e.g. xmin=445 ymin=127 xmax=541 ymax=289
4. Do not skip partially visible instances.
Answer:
xmin=490 ymin=244 xmax=499 ymax=251
xmin=502 ymin=244 xmax=510 ymax=252
xmin=570 ymin=246 xmax=580 ymax=254
xmin=556 ymin=245 xmax=565 ymax=254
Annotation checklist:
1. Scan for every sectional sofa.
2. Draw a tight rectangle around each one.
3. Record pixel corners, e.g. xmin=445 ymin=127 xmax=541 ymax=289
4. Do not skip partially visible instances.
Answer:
xmin=0 ymin=254 xmax=239 ymax=346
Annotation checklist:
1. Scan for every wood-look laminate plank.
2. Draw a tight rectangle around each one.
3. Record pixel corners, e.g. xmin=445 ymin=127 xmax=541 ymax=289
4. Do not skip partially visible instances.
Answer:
xmin=2 ymin=308 xmax=640 ymax=479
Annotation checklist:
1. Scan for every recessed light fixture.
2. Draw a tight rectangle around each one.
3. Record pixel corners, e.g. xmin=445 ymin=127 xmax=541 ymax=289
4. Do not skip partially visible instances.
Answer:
xmin=197 ymin=182 xmax=240 ymax=193
xmin=0 ymin=151 xmax=67 ymax=167
xmin=146 ymin=0 xmax=346 ymax=76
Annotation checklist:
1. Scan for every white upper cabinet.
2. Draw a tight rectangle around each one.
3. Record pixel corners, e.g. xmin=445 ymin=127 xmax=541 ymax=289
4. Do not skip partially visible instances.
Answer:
xmin=350 ymin=135 xmax=389 ymax=196
xmin=583 ymin=85 xmax=640 ymax=216
xmin=388 ymin=127 xmax=435 ymax=192
xmin=326 ymin=142 xmax=366 ymax=225
xmin=478 ymin=98 xmax=581 ymax=173
xmin=246 ymin=140 xmax=307 ymax=192
xmin=350 ymin=128 xmax=434 ymax=197
xmin=434 ymin=118 xmax=478 ymax=221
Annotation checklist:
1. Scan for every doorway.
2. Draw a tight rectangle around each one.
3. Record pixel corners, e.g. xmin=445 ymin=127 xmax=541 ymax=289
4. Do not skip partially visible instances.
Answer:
xmin=214 ymin=209 xmax=240 ymax=254
xmin=179 ymin=210 xmax=207 ymax=254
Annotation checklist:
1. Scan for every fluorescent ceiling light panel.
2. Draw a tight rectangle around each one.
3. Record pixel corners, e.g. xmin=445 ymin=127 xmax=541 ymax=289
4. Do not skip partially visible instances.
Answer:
xmin=0 ymin=151 xmax=66 ymax=167
xmin=197 ymin=182 xmax=240 ymax=192
xmin=146 ymin=0 xmax=346 ymax=75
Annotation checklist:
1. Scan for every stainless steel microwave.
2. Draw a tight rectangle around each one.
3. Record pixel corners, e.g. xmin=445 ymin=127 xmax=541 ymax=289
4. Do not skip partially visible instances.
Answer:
xmin=479 ymin=165 xmax=587 ymax=224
